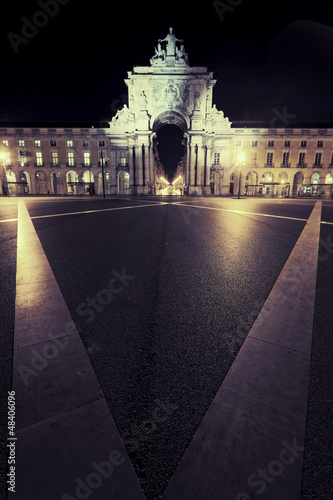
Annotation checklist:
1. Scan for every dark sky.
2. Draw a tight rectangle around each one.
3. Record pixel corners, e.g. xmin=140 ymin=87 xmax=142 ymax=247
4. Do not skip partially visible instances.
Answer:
xmin=1 ymin=0 xmax=333 ymax=130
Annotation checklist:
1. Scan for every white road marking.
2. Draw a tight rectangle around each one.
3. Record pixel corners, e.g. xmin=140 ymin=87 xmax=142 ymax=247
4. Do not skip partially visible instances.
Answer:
xmin=163 ymin=201 xmax=322 ymax=500
xmin=13 ymin=199 xmax=145 ymax=499
xmin=0 ymin=199 xmax=333 ymax=226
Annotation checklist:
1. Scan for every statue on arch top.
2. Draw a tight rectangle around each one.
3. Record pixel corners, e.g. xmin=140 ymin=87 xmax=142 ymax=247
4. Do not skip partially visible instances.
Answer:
xmin=150 ymin=42 xmax=166 ymax=66
xmin=158 ymin=27 xmax=183 ymax=56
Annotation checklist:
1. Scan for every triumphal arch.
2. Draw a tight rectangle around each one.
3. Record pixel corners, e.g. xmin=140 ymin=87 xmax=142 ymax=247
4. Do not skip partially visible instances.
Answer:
xmin=108 ymin=27 xmax=232 ymax=195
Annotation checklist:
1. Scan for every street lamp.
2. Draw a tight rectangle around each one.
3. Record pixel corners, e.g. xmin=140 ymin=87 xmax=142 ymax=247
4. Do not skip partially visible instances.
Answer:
xmin=235 ymin=153 xmax=246 ymax=199
xmin=100 ymin=155 xmax=108 ymax=199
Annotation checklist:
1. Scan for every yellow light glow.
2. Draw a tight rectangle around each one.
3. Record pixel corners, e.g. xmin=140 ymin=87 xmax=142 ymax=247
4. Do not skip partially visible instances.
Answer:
xmin=172 ymin=176 xmax=181 ymax=185
xmin=236 ymin=153 xmax=246 ymax=164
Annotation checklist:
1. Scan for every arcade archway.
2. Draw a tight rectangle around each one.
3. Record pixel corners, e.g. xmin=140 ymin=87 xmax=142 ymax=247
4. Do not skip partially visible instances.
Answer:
xmin=152 ymin=111 xmax=188 ymax=191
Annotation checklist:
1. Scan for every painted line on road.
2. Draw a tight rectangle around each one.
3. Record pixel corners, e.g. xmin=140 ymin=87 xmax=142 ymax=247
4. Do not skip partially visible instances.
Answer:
xmin=0 ymin=218 xmax=18 ymax=223
xmin=163 ymin=201 xmax=322 ymax=500
xmin=13 ymin=199 xmax=145 ymax=500
xmin=29 ymin=201 xmax=168 ymax=220
xmin=171 ymin=201 xmax=310 ymax=222
xmin=1 ymin=200 xmax=333 ymax=225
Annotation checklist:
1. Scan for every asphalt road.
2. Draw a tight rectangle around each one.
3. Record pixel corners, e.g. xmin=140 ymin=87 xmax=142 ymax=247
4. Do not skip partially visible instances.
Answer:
xmin=0 ymin=195 xmax=332 ymax=500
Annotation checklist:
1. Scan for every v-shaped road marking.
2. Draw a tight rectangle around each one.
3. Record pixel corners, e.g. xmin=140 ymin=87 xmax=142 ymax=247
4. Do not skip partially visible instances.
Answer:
xmin=11 ymin=199 xmax=322 ymax=499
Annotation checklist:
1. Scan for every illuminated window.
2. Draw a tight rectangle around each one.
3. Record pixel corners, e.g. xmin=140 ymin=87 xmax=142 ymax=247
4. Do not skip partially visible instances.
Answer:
xmin=83 ymin=151 xmax=90 ymax=166
xmin=18 ymin=140 xmax=25 ymax=147
xmin=19 ymin=151 xmax=27 ymax=166
xmin=36 ymin=151 xmax=43 ymax=165
xmin=105 ymin=173 xmax=110 ymax=180
xmin=266 ymin=152 xmax=273 ymax=166
xmin=67 ymin=140 xmax=73 ymax=147
xmin=51 ymin=152 xmax=58 ymax=165
xmin=120 ymin=152 xmax=127 ymax=165
xmin=214 ymin=153 xmax=220 ymax=165
xmin=99 ymin=151 xmax=106 ymax=166
xmin=67 ymin=152 xmax=74 ymax=166
xmin=2 ymin=140 xmax=8 ymax=146
xmin=34 ymin=140 xmax=41 ymax=147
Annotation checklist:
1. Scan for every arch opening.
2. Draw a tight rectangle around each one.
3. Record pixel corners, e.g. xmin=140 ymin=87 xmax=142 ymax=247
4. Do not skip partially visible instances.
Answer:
xmin=154 ymin=123 xmax=186 ymax=194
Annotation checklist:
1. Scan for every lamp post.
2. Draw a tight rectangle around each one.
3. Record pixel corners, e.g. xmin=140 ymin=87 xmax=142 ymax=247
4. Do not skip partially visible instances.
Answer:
xmin=101 ymin=155 xmax=107 ymax=199
xmin=235 ymin=153 xmax=246 ymax=199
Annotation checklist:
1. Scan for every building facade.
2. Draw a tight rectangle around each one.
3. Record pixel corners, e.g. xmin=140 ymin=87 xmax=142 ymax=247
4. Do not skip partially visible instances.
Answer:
xmin=1 ymin=28 xmax=333 ymax=198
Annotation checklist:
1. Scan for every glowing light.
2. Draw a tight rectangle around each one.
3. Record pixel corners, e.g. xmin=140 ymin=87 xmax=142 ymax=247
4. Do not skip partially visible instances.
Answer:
xmin=236 ymin=153 xmax=246 ymax=165
xmin=172 ymin=175 xmax=181 ymax=185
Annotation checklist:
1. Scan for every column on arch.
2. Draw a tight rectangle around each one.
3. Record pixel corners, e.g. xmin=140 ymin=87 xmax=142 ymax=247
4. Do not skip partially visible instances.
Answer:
xmin=136 ymin=144 xmax=144 ymax=187
xmin=188 ymin=140 xmax=196 ymax=188
xmin=109 ymin=146 xmax=117 ymax=194
xmin=129 ymin=143 xmax=136 ymax=192
xmin=196 ymin=141 xmax=205 ymax=189
xmin=205 ymin=145 xmax=212 ymax=188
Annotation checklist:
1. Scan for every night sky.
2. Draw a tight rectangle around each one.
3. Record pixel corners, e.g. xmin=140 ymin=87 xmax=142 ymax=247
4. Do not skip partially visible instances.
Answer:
xmin=1 ymin=0 xmax=333 ymax=175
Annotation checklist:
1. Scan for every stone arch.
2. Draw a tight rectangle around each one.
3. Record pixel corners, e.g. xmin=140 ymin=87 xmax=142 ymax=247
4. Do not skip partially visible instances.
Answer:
xmin=50 ymin=171 xmax=61 ymax=195
xmin=117 ymin=170 xmax=130 ymax=195
xmin=278 ymin=171 xmax=289 ymax=182
xmin=82 ymin=170 xmax=94 ymax=195
xmin=262 ymin=171 xmax=273 ymax=182
xmin=151 ymin=110 xmax=189 ymax=133
xmin=35 ymin=170 xmax=47 ymax=195
xmin=311 ymin=171 xmax=320 ymax=184
xmin=66 ymin=170 xmax=79 ymax=195
xmin=325 ymin=172 xmax=333 ymax=184
xmin=20 ymin=171 xmax=31 ymax=194
xmin=6 ymin=170 xmax=17 ymax=196
xmin=245 ymin=170 xmax=258 ymax=196
xmin=293 ymin=171 xmax=304 ymax=196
